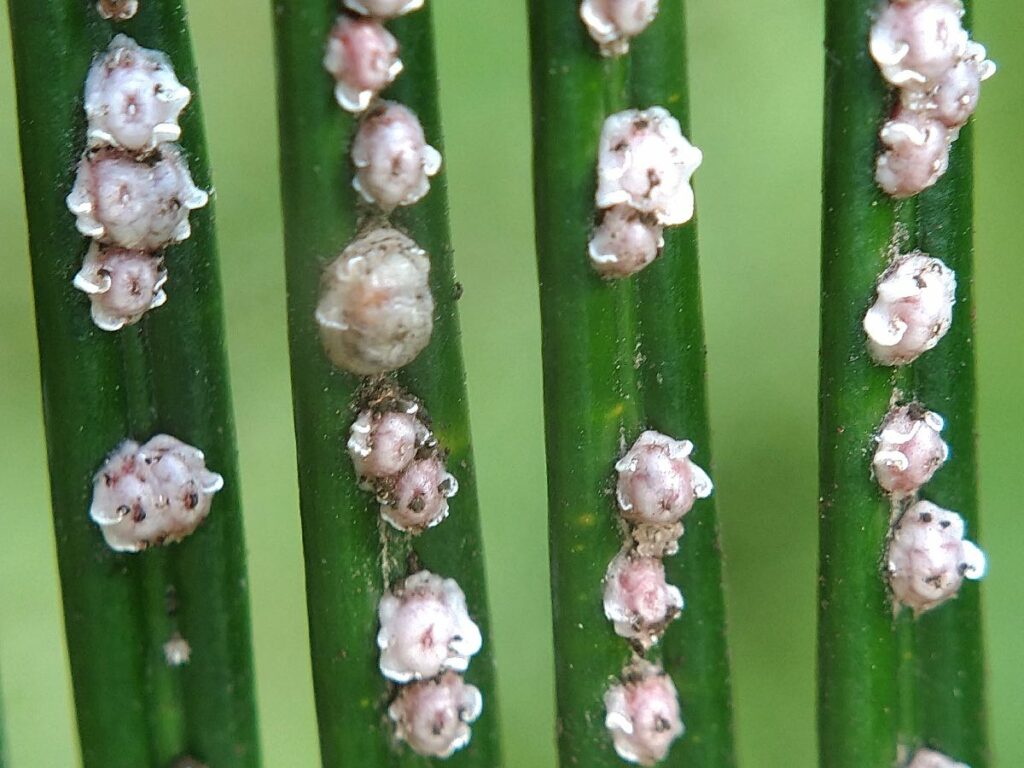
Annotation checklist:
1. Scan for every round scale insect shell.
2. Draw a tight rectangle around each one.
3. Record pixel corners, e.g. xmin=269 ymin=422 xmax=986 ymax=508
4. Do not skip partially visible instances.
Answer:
xmin=323 ymin=16 xmax=403 ymax=113
xmin=388 ymin=672 xmax=483 ymax=758
xmin=84 ymin=34 xmax=191 ymax=151
xmin=872 ymin=404 xmax=949 ymax=495
xmin=580 ymin=0 xmax=660 ymax=57
xmin=869 ymin=0 xmax=969 ymax=89
xmin=864 ymin=252 xmax=956 ymax=365
xmin=316 ymin=227 xmax=434 ymax=376
xmin=89 ymin=435 xmax=224 ymax=552
xmin=906 ymin=749 xmax=970 ymax=768
xmin=376 ymin=570 xmax=482 ymax=683
xmin=73 ymin=243 xmax=167 ymax=331
xmin=343 ymin=0 xmax=424 ymax=19
xmin=351 ymin=101 xmax=442 ymax=211
xmin=875 ymin=110 xmax=951 ymax=198
xmin=97 ymin=0 xmax=139 ymax=21
xmin=589 ymin=205 xmax=665 ymax=278
xmin=380 ymin=455 xmax=458 ymax=534
xmin=347 ymin=407 xmax=426 ymax=484
xmin=615 ymin=430 xmax=714 ymax=526
xmin=605 ymin=660 xmax=685 ymax=766
xmin=596 ymin=107 xmax=703 ymax=226
xmin=66 ymin=145 xmax=209 ymax=251
xmin=887 ymin=500 xmax=986 ymax=615
xmin=603 ymin=549 xmax=683 ymax=649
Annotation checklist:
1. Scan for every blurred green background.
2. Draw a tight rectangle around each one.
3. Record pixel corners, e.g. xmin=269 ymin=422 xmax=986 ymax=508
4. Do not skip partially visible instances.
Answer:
xmin=1 ymin=0 xmax=1020 ymax=765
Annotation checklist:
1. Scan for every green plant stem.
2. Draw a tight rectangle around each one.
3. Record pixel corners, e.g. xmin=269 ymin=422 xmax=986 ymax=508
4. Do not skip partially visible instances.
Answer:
xmin=7 ymin=2 xmax=259 ymax=766
xmin=821 ymin=2 xmax=989 ymax=766
xmin=528 ymin=1 xmax=734 ymax=765
xmin=271 ymin=3 xmax=500 ymax=765
xmin=818 ymin=1 xmax=900 ymax=766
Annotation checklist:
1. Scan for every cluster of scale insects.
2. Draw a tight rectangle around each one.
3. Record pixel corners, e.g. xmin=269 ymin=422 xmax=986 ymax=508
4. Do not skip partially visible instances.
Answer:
xmin=318 ymin=0 xmax=485 ymax=757
xmin=73 ymin=32 xmax=222 ymax=562
xmin=870 ymin=0 xmax=995 ymax=197
xmin=70 ymin=0 xmax=993 ymax=764
xmin=60 ymin=18 xmax=224 ymax=749
xmin=865 ymin=1 xmax=992 ymax=620
xmin=855 ymin=4 xmax=993 ymax=767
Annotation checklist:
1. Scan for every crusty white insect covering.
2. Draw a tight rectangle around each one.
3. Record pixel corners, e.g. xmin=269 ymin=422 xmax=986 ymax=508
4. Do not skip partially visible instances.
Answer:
xmin=163 ymin=634 xmax=191 ymax=667
xmin=872 ymin=404 xmax=949 ymax=496
xmin=380 ymin=455 xmax=458 ymax=533
xmin=616 ymin=430 xmax=714 ymax=528
xmin=887 ymin=500 xmax=986 ymax=615
xmin=348 ymin=406 xmax=427 ymax=486
xmin=596 ymin=107 xmax=702 ymax=227
xmin=89 ymin=435 xmax=224 ymax=552
xmin=316 ymin=227 xmax=434 ymax=375
xmin=907 ymin=748 xmax=971 ymax=768
xmin=864 ymin=252 xmax=956 ymax=365
xmin=605 ymin=659 xmax=685 ymax=766
xmin=323 ymin=16 xmax=403 ymax=113
xmin=875 ymin=110 xmax=951 ymax=198
xmin=603 ymin=549 xmax=683 ymax=649
xmin=388 ymin=672 xmax=483 ymax=758
xmin=588 ymin=205 xmax=664 ymax=279
xmin=870 ymin=0 xmax=970 ymax=89
xmin=73 ymin=243 xmax=167 ymax=331
xmin=84 ymin=35 xmax=191 ymax=151
xmin=97 ymin=0 xmax=138 ymax=21
xmin=870 ymin=0 xmax=995 ymax=197
xmin=351 ymin=101 xmax=442 ymax=212
xmin=580 ymin=0 xmax=660 ymax=57
xmin=377 ymin=570 xmax=482 ymax=683
xmin=343 ymin=0 xmax=424 ymax=19
xmin=67 ymin=145 xmax=209 ymax=252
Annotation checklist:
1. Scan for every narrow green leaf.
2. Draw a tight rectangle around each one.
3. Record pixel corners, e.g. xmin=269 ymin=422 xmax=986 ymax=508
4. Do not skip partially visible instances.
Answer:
xmin=271 ymin=2 xmax=501 ymax=765
xmin=6 ymin=2 xmax=260 ymax=765
xmin=527 ymin=1 xmax=735 ymax=765
xmin=818 ymin=1 xmax=900 ymax=765
xmin=820 ymin=2 xmax=990 ymax=766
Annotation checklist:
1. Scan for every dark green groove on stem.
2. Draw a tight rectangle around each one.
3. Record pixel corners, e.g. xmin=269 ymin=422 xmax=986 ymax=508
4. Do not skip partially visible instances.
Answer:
xmin=272 ymin=3 xmax=500 ymax=766
xmin=818 ymin=0 xmax=901 ymax=766
xmin=7 ymin=2 xmax=260 ymax=766
xmin=912 ymin=105 xmax=989 ymax=765
xmin=528 ymin=1 xmax=734 ymax=765
xmin=631 ymin=2 xmax=736 ymax=764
